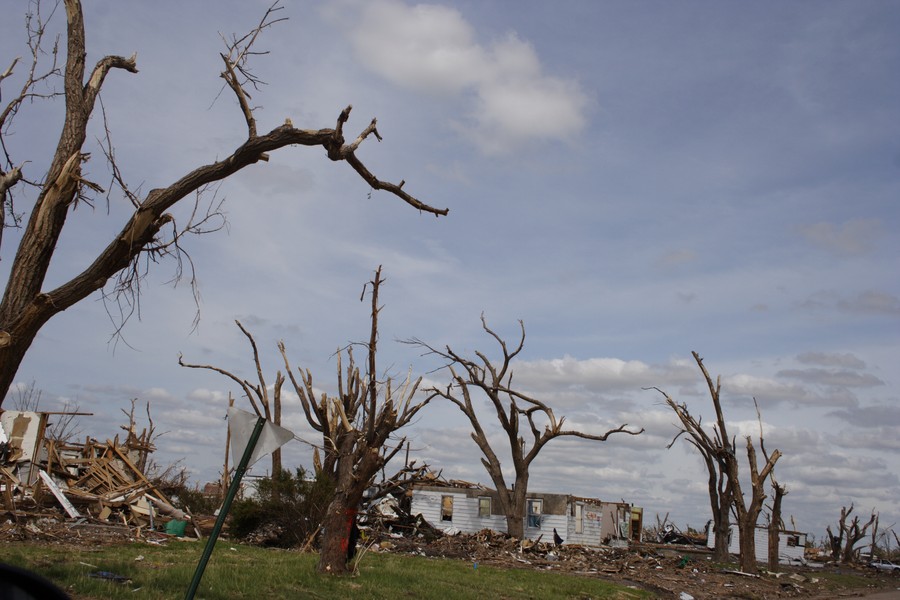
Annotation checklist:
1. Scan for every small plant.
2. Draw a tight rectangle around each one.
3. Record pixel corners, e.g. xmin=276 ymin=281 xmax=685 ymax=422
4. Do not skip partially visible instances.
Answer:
xmin=167 ymin=483 xmax=221 ymax=515
xmin=229 ymin=467 xmax=334 ymax=548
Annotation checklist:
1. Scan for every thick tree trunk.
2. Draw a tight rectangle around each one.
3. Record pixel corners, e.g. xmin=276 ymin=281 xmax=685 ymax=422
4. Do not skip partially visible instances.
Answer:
xmin=505 ymin=498 xmax=526 ymax=540
xmin=317 ymin=496 xmax=358 ymax=575
xmin=737 ymin=522 xmax=757 ymax=572
xmin=767 ymin=524 xmax=780 ymax=572
xmin=712 ymin=511 xmax=731 ymax=563
xmin=767 ymin=483 xmax=786 ymax=572
xmin=271 ymin=390 xmax=282 ymax=478
xmin=503 ymin=477 xmax=529 ymax=539
xmin=0 ymin=322 xmax=44 ymax=403
xmin=0 ymin=3 xmax=446 ymax=407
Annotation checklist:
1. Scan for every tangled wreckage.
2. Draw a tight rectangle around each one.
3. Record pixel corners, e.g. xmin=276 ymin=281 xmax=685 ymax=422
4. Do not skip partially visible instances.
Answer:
xmin=2 ymin=411 xmax=889 ymax=599
xmin=0 ymin=409 xmax=198 ymax=537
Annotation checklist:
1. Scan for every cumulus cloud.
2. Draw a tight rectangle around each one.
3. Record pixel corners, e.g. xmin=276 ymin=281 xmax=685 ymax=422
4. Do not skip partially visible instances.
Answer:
xmin=796 ymin=352 xmax=866 ymax=369
xmin=797 ymin=218 xmax=883 ymax=257
xmin=837 ymin=290 xmax=900 ymax=316
xmin=798 ymin=290 xmax=900 ymax=317
xmin=829 ymin=426 xmax=900 ymax=450
xmin=723 ymin=373 xmax=859 ymax=408
xmin=826 ymin=404 xmax=900 ymax=429
xmin=327 ymin=0 xmax=588 ymax=153
xmin=515 ymin=355 xmax=652 ymax=389
xmin=511 ymin=355 xmax=697 ymax=394
xmin=656 ymin=248 xmax=697 ymax=268
xmin=776 ymin=368 xmax=884 ymax=388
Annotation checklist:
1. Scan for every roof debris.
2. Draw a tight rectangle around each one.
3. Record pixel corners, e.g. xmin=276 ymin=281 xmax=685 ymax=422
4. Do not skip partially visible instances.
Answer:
xmin=0 ymin=409 xmax=200 ymax=541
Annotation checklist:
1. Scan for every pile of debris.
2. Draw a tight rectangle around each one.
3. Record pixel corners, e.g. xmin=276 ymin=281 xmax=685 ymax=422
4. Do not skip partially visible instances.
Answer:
xmin=0 ymin=409 xmax=197 ymax=537
xmin=357 ymin=499 xmax=894 ymax=599
xmin=365 ymin=524 xmax=875 ymax=599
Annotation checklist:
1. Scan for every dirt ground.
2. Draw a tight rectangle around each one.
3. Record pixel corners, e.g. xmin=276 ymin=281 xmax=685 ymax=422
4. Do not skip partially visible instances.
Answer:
xmin=2 ymin=516 xmax=899 ymax=599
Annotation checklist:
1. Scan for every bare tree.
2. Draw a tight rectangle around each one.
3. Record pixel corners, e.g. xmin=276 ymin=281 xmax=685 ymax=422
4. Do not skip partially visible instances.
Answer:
xmin=766 ymin=480 xmax=788 ymax=572
xmin=826 ymin=504 xmax=878 ymax=564
xmin=10 ymin=380 xmax=43 ymax=412
xmin=9 ymin=379 xmax=84 ymax=442
xmin=413 ymin=315 xmax=643 ymax=539
xmin=0 ymin=1 xmax=447 ymax=407
xmin=651 ymin=351 xmax=781 ymax=572
xmin=280 ymin=267 xmax=432 ymax=574
xmin=179 ymin=320 xmax=286 ymax=477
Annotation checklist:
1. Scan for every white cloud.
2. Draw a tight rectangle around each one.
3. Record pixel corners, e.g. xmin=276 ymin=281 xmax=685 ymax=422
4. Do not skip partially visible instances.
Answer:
xmin=328 ymin=0 xmax=588 ymax=153
xmin=723 ymin=373 xmax=858 ymax=408
xmin=657 ymin=248 xmax=698 ymax=268
xmin=796 ymin=352 xmax=866 ymax=369
xmin=837 ymin=290 xmax=900 ymax=316
xmin=512 ymin=355 xmax=696 ymax=395
xmin=798 ymin=218 xmax=883 ymax=257
xmin=776 ymin=368 xmax=884 ymax=388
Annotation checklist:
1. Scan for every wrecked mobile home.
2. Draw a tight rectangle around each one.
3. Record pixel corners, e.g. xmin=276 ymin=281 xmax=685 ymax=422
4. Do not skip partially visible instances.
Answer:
xmin=0 ymin=409 xmax=193 ymax=535
xmin=706 ymin=521 xmax=810 ymax=566
xmin=411 ymin=482 xmax=643 ymax=548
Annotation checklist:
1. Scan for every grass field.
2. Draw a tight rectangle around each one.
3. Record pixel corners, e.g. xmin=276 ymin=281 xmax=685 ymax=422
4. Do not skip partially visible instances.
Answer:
xmin=0 ymin=540 xmax=654 ymax=599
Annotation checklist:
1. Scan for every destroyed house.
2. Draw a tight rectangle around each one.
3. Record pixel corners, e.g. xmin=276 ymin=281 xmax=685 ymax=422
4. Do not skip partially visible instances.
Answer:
xmin=0 ymin=409 xmax=188 ymax=528
xmin=706 ymin=523 xmax=808 ymax=565
xmin=411 ymin=483 xmax=642 ymax=547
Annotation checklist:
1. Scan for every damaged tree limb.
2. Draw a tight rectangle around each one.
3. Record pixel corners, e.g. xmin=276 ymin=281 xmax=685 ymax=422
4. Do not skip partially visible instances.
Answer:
xmin=0 ymin=0 xmax=447 ymax=406
xmin=412 ymin=315 xmax=643 ymax=539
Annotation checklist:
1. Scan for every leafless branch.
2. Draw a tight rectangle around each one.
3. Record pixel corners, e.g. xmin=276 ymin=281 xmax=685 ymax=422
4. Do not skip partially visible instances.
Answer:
xmin=410 ymin=316 xmax=640 ymax=538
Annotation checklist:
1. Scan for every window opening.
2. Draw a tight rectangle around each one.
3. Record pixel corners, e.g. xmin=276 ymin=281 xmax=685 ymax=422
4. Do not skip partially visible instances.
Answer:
xmin=441 ymin=495 xmax=453 ymax=522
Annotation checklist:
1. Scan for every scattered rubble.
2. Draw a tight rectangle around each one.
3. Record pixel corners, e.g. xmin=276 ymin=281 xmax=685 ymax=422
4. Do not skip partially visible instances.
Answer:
xmin=0 ymin=408 xmax=207 ymax=541
xmin=2 ymin=411 xmax=896 ymax=598
xmin=355 ymin=495 xmax=896 ymax=599
xmin=364 ymin=525 xmax=898 ymax=599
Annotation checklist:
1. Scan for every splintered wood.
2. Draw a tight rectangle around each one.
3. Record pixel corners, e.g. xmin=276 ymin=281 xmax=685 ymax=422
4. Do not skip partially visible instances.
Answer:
xmin=1 ymin=408 xmax=185 ymax=534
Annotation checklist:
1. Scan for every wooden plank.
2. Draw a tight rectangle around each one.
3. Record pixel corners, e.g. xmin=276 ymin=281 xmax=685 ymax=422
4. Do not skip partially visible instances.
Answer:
xmin=37 ymin=470 xmax=81 ymax=518
xmin=109 ymin=445 xmax=172 ymax=505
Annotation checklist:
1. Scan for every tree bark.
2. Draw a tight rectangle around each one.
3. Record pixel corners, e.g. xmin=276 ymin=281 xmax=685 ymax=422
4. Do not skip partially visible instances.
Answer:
xmin=0 ymin=1 xmax=446 ymax=406
xmin=712 ymin=506 xmax=731 ymax=563
xmin=654 ymin=352 xmax=781 ymax=573
xmin=767 ymin=481 xmax=787 ymax=571
xmin=280 ymin=267 xmax=432 ymax=575
xmin=415 ymin=316 xmax=641 ymax=538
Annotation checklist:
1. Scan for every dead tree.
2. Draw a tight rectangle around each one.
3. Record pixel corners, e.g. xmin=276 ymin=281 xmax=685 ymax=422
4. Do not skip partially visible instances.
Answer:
xmin=413 ymin=315 xmax=643 ymax=539
xmin=760 ymin=388 xmax=788 ymax=573
xmin=10 ymin=379 xmax=84 ymax=443
xmin=0 ymin=0 xmax=447 ymax=406
xmin=826 ymin=504 xmax=878 ymax=563
xmin=179 ymin=320 xmax=286 ymax=477
xmin=279 ymin=267 xmax=432 ymax=575
xmin=766 ymin=480 xmax=788 ymax=571
xmin=651 ymin=351 xmax=781 ymax=571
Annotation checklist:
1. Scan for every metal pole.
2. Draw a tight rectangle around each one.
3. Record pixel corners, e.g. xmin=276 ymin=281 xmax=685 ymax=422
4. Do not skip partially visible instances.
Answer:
xmin=185 ymin=415 xmax=265 ymax=600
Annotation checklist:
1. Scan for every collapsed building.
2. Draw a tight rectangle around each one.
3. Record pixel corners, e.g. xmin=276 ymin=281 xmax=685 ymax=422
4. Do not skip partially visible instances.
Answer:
xmin=706 ymin=521 xmax=810 ymax=566
xmin=410 ymin=481 xmax=643 ymax=548
xmin=0 ymin=409 xmax=193 ymax=534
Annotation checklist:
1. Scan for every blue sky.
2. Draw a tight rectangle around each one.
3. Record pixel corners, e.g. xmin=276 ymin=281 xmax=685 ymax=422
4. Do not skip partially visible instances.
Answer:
xmin=1 ymin=0 xmax=898 ymax=542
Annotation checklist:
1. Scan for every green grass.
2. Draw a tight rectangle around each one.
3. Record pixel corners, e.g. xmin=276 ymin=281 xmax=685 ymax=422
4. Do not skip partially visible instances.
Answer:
xmin=812 ymin=568 xmax=884 ymax=594
xmin=0 ymin=540 xmax=654 ymax=599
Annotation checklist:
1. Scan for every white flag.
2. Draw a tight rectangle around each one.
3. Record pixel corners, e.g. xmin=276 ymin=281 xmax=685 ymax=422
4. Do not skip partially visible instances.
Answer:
xmin=228 ymin=407 xmax=294 ymax=469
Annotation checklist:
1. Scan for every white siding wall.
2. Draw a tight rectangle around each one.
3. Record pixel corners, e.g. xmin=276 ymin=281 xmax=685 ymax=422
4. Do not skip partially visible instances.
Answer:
xmin=565 ymin=502 xmax=603 ymax=546
xmin=411 ymin=490 xmax=506 ymax=534
xmin=410 ymin=489 xmax=577 ymax=544
xmin=707 ymin=525 xmax=807 ymax=564
xmin=527 ymin=512 xmax=567 ymax=543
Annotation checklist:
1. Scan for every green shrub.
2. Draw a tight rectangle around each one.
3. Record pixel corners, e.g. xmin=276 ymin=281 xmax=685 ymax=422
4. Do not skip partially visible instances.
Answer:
xmin=169 ymin=484 xmax=221 ymax=515
xmin=229 ymin=467 xmax=334 ymax=548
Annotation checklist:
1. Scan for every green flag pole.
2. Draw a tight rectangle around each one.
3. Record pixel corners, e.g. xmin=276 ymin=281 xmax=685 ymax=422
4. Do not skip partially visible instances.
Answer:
xmin=185 ymin=415 xmax=266 ymax=600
